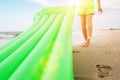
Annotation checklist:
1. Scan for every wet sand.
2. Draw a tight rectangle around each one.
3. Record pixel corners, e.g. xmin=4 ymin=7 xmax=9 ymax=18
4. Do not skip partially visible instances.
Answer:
xmin=73 ymin=30 xmax=120 ymax=80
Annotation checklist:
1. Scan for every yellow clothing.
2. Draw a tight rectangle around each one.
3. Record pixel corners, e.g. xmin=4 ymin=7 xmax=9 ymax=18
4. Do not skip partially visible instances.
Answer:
xmin=75 ymin=0 xmax=95 ymax=15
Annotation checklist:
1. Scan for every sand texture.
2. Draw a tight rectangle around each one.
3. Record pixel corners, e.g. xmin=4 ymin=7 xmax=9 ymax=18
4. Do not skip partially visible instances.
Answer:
xmin=73 ymin=30 xmax=120 ymax=80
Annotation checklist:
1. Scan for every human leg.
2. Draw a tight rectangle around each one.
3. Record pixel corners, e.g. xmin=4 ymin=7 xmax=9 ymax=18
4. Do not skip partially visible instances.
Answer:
xmin=85 ymin=14 xmax=94 ymax=47
xmin=80 ymin=15 xmax=90 ymax=47
xmin=86 ymin=14 xmax=93 ymax=37
xmin=80 ymin=15 xmax=87 ymax=41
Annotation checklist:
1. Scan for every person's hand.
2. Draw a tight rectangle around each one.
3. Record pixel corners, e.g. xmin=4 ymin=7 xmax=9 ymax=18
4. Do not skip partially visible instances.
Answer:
xmin=98 ymin=7 xmax=102 ymax=14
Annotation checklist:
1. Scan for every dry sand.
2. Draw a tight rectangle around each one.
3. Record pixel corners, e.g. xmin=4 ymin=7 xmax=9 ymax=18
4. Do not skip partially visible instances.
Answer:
xmin=73 ymin=30 xmax=120 ymax=80
xmin=0 ymin=30 xmax=120 ymax=80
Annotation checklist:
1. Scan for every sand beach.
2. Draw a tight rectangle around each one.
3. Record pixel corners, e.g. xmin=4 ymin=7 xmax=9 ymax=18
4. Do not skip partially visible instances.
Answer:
xmin=73 ymin=29 xmax=120 ymax=80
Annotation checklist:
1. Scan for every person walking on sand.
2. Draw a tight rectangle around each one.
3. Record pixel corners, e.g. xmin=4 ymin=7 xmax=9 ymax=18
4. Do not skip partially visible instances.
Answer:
xmin=73 ymin=0 xmax=102 ymax=47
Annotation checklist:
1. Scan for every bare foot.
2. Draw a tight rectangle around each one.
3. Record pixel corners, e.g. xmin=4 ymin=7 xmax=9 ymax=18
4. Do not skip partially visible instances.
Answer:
xmin=82 ymin=37 xmax=91 ymax=47
xmin=81 ymin=41 xmax=88 ymax=47
xmin=86 ymin=36 xmax=91 ymax=46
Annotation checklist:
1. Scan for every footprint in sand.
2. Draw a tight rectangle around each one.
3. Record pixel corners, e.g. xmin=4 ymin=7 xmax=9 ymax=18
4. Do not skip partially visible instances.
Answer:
xmin=96 ymin=64 xmax=112 ymax=78
xmin=73 ymin=50 xmax=81 ymax=53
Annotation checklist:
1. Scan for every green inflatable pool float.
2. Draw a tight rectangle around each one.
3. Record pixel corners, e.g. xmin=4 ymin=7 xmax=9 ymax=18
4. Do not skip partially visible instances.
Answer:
xmin=0 ymin=6 xmax=75 ymax=80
